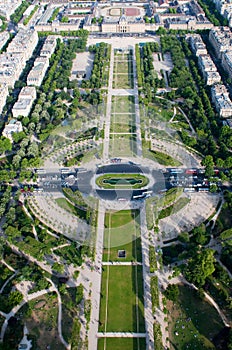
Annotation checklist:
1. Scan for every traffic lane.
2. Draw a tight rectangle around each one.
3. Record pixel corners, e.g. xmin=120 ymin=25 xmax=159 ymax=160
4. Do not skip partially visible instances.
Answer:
xmin=96 ymin=164 xmax=150 ymax=175
xmin=95 ymin=189 xmax=147 ymax=201
xmin=75 ymin=171 xmax=94 ymax=194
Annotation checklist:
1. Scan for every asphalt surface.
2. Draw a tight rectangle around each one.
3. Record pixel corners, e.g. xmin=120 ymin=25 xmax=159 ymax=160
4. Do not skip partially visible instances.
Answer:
xmin=30 ymin=165 xmax=224 ymax=201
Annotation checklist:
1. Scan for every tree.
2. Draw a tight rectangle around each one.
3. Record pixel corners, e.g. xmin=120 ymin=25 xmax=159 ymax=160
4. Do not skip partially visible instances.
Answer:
xmin=12 ymin=131 xmax=26 ymax=143
xmin=8 ymin=291 xmax=23 ymax=308
xmin=210 ymin=184 xmax=217 ymax=193
xmin=164 ymin=284 xmax=179 ymax=302
xmin=0 ymin=137 xmax=12 ymax=154
xmin=12 ymin=154 xmax=21 ymax=168
xmin=53 ymin=262 xmax=64 ymax=274
xmin=184 ymin=249 xmax=215 ymax=286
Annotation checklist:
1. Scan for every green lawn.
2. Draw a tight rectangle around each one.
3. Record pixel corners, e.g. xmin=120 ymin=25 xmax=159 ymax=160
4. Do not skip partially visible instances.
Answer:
xmin=103 ymin=210 xmax=142 ymax=262
xmin=113 ymin=60 xmax=133 ymax=74
xmin=109 ymin=134 xmax=137 ymax=157
xmin=111 ymin=112 xmax=136 ymax=125
xmin=168 ymin=284 xmax=224 ymax=350
xmin=99 ymin=265 xmax=145 ymax=332
xmin=110 ymin=112 xmax=136 ymax=133
xmin=55 ymin=197 xmax=86 ymax=220
xmin=96 ymin=173 xmax=148 ymax=190
xmin=111 ymin=96 xmax=135 ymax=114
xmin=113 ymin=74 xmax=134 ymax=89
xmin=142 ymin=141 xmax=182 ymax=166
xmin=98 ymin=337 xmax=146 ymax=350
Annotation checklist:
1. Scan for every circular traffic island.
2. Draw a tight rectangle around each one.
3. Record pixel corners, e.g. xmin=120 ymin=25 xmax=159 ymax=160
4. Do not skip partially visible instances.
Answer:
xmin=96 ymin=173 xmax=149 ymax=189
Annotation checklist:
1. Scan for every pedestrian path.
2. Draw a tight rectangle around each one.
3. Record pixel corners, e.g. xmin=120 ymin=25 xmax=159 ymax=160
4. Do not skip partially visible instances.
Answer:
xmin=97 ymin=332 xmax=147 ymax=338
xmin=102 ymin=261 xmax=142 ymax=266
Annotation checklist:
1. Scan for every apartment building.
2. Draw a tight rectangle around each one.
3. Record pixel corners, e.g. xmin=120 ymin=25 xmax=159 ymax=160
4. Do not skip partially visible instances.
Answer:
xmin=2 ymin=119 xmax=23 ymax=142
xmin=0 ymin=0 xmax=22 ymax=20
xmin=0 ymin=31 xmax=9 ymax=51
xmin=197 ymin=54 xmax=219 ymax=85
xmin=0 ymin=83 xmax=8 ymax=115
xmin=27 ymin=56 xmax=49 ymax=86
xmin=0 ymin=53 xmax=24 ymax=87
xmin=189 ymin=34 xmax=207 ymax=56
xmin=211 ymin=83 xmax=232 ymax=117
xmin=222 ymin=51 xmax=232 ymax=78
xmin=6 ymin=29 xmax=38 ymax=62
xmin=205 ymin=71 xmax=221 ymax=85
xmin=40 ymin=36 xmax=57 ymax=58
xmin=12 ymin=86 xmax=36 ymax=118
xmin=209 ymin=27 xmax=232 ymax=58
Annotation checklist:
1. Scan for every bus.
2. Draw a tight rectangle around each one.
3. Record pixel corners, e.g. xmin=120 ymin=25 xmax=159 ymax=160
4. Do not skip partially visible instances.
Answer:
xmin=198 ymin=187 xmax=210 ymax=192
xmin=35 ymin=168 xmax=46 ymax=174
xmin=169 ymin=168 xmax=184 ymax=174
xmin=60 ymin=168 xmax=72 ymax=174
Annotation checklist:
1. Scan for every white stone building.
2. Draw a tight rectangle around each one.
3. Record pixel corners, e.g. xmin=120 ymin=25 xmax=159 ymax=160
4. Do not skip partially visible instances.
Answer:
xmin=209 ymin=27 xmax=232 ymax=59
xmin=12 ymin=86 xmax=36 ymax=118
xmin=0 ymin=53 xmax=24 ymax=87
xmin=0 ymin=0 xmax=22 ymax=20
xmin=222 ymin=51 xmax=232 ymax=78
xmin=189 ymin=34 xmax=207 ymax=56
xmin=0 ymin=31 xmax=9 ymax=51
xmin=6 ymin=29 xmax=38 ymax=62
xmin=27 ymin=56 xmax=49 ymax=86
xmin=0 ymin=83 xmax=8 ymax=115
xmin=40 ymin=35 xmax=57 ymax=58
xmin=2 ymin=119 xmax=23 ymax=142
xmin=205 ymin=71 xmax=221 ymax=85
xmin=211 ymin=84 xmax=232 ymax=117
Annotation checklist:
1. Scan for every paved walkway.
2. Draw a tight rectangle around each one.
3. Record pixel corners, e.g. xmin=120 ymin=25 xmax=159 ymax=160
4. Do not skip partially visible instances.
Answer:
xmin=103 ymin=46 xmax=114 ymax=160
xmin=102 ymin=261 xmax=142 ymax=266
xmin=140 ymin=204 xmax=155 ymax=350
xmin=88 ymin=202 xmax=105 ymax=350
xmin=97 ymin=332 xmax=147 ymax=338
xmin=132 ymin=47 xmax=142 ymax=158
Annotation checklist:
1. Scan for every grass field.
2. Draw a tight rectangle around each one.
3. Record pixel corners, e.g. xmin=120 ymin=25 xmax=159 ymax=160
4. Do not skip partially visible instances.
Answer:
xmin=111 ymin=96 xmax=135 ymax=114
xmin=113 ymin=74 xmax=134 ymax=89
xmin=98 ymin=337 xmax=146 ymax=350
xmin=110 ymin=113 xmax=136 ymax=133
xmin=99 ymin=265 xmax=145 ymax=332
xmin=113 ymin=51 xmax=134 ymax=89
xmin=168 ymin=284 xmax=224 ymax=350
xmin=109 ymin=134 xmax=137 ymax=157
xmin=113 ymin=60 xmax=133 ymax=74
xmin=96 ymin=173 xmax=148 ymax=190
xmin=142 ymin=141 xmax=182 ymax=166
xmin=103 ymin=210 xmax=142 ymax=262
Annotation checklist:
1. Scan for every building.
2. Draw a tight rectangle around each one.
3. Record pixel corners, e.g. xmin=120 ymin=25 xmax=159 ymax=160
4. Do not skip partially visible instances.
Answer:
xmin=189 ymin=34 xmax=207 ymax=56
xmin=101 ymin=14 xmax=146 ymax=33
xmin=222 ymin=51 xmax=232 ymax=78
xmin=209 ymin=27 xmax=232 ymax=58
xmin=40 ymin=35 xmax=57 ymax=58
xmin=12 ymin=86 xmax=36 ymax=118
xmin=27 ymin=56 xmax=49 ymax=86
xmin=0 ymin=31 xmax=9 ymax=51
xmin=211 ymin=83 xmax=232 ymax=117
xmin=35 ymin=20 xmax=81 ymax=32
xmin=0 ymin=0 xmax=22 ymax=20
xmin=0 ymin=83 xmax=8 ymax=115
xmin=198 ymin=54 xmax=218 ymax=84
xmin=198 ymin=54 xmax=217 ymax=73
xmin=6 ymin=29 xmax=38 ymax=62
xmin=2 ymin=119 xmax=23 ymax=142
xmin=0 ymin=53 xmax=24 ymax=87
xmin=205 ymin=70 xmax=221 ymax=85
